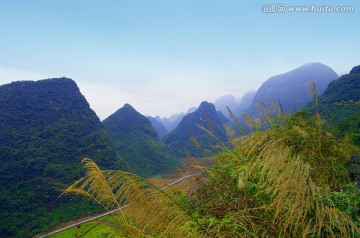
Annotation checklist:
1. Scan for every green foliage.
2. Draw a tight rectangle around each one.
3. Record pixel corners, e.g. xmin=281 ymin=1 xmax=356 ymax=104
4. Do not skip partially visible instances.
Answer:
xmin=304 ymin=66 xmax=360 ymax=145
xmin=50 ymin=217 xmax=114 ymax=238
xmin=103 ymin=104 xmax=180 ymax=177
xmin=183 ymin=112 xmax=359 ymax=237
xmin=329 ymin=183 xmax=360 ymax=227
xmin=60 ymin=109 xmax=359 ymax=237
xmin=240 ymin=111 xmax=356 ymax=189
xmin=2 ymin=65 xmax=359 ymax=237
xmin=350 ymin=66 xmax=360 ymax=75
xmin=0 ymin=78 xmax=125 ymax=237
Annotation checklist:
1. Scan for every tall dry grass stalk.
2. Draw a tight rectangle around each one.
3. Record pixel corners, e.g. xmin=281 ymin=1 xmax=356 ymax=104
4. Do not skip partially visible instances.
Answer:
xmin=234 ymin=109 xmax=356 ymax=190
xmin=207 ymin=108 xmax=359 ymax=237
xmin=249 ymin=142 xmax=357 ymax=237
xmin=62 ymin=158 xmax=201 ymax=237
xmin=231 ymin=131 xmax=359 ymax=237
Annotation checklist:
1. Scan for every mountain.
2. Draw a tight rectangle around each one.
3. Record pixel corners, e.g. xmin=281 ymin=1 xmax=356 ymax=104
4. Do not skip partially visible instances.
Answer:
xmin=163 ymin=101 xmax=229 ymax=158
xmin=147 ymin=116 xmax=168 ymax=138
xmin=0 ymin=78 xmax=125 ymax=237
xmin=304 ymin=65 xmax=360 ymax=144
xmin=160 ymin=107 xmax=196 ymax=132
xmin=249 ymin=63 xmax=339 ymax=115
xmin=236 ymin=90 xmax=257 ymax=113
xmin=214 ymin=94 xmax=238 ymax=118
xmin=103 ymin=104 xmax=180 ymax=177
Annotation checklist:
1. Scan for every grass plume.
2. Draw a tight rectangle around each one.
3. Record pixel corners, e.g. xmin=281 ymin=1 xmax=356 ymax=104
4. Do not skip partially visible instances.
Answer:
xmin=62 ymin=158 xmax=201 ymax=237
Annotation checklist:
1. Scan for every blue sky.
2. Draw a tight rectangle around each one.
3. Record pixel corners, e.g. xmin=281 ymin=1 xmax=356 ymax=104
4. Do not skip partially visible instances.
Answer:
xmin=0 ymin=0 xmax=359 ymax=119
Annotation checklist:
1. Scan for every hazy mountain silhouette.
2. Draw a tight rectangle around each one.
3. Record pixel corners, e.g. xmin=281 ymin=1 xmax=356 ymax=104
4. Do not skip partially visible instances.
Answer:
xmin=159 ymin=107 xmax=196 ymax=132
xmin=236 ymin=90 xmax=257 ymax=113
xmin=163 ymin=101 xmax=229 ymax=158
xmin=249 ymin=63 xmax=339 ymax=115
xmin=214 ymin=94 xmax=238 ymax=118
xmin=147 ymin=116 xmax=168 ymax=138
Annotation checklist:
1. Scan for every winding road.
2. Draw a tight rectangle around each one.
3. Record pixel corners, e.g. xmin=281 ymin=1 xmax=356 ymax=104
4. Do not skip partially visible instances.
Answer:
xmin=38 ymin=174 xmax=197 ymax=238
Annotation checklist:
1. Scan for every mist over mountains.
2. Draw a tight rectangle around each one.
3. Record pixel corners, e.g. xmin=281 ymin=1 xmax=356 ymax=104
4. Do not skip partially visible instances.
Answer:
xmin=237 ymin=90 xmax=257 ymax=113
xmin=149 ymin=63 xmax=338 ymax=139
xmin=213 ymin=94 xmax=238 ymax=117
xmin=148 ymin=107 xmax=197 ymax=135
xmin=147 ymin=116 xmax=168 ymax=138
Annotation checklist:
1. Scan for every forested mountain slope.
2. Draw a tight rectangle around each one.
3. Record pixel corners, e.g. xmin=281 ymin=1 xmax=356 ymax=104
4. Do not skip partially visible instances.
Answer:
xmin=0 ymin=78 xmax=125 ymax=237
xmin=103 ymin=104 xmax=180 ymax=177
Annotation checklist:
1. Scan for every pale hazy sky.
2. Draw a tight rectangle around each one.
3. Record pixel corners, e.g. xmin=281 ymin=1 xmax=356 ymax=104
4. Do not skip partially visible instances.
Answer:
xmin=0 ymin=0 xmax=359 ymax=120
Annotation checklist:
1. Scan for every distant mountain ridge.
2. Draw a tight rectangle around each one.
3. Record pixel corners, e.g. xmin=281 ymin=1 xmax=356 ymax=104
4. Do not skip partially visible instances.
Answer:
xmin=0 ymin=62 xmax=356 ymax=237
xmin=163 ymin=101 xmax=229 ymax=158
xmin=250 ymin=63 xmax=339 ymax=115
xmin=103 ymin=104 xmax=180 ymax=177
xmin=147 ymin=116 xmax=168 ymax=138
xmin=158 ymin=107 xmax=196 ymax=132
xmin=236 ymin=90 xmax=257 ymax=113
xmin=0 ymin=78 xmax=125 ymax=237
xmin=214 ymin=94 xmax=238 ymax=118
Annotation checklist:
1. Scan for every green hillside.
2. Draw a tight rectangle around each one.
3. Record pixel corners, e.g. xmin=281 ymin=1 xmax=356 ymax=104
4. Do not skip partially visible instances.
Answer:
xmin=103 ymin=104 xmax=180 ymax=177
xmin=0 ymin=78 xmax=125 ymax=237
xmin=304 ymin=65 xmax=360 ymax=144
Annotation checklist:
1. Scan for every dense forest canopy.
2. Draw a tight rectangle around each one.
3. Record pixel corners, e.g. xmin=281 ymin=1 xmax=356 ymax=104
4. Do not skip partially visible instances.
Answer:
xmin=0 ymin=78 xmax=125 ymax=237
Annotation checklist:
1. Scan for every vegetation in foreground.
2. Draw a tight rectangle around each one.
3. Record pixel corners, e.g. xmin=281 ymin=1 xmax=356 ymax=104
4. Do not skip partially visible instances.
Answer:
xmin=61 ymin=109 xmax=359 ymax=237
xmin=49 ymin=173 xmax=196 ymax=238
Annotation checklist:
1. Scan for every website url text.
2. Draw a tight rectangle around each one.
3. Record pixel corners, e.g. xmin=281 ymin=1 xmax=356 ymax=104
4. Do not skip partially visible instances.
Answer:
xmin=262 ymin=5 xmax=355 ymax=13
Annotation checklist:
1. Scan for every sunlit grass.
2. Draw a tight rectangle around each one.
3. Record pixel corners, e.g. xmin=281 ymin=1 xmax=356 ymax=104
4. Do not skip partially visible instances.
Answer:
xmin=50 ymin=165 xmax=200 ymax=237
xmin=50 ymin=217 xmax=114 ymax=238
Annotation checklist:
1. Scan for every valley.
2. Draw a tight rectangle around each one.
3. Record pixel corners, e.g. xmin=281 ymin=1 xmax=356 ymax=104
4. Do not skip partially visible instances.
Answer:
xmin=0 ymin=63 xmax=359 ymax=237
xmin=40 ymin=157 xmax=208 ymax=237
xmin=1 ymin=1 xmax=359 ymax=237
